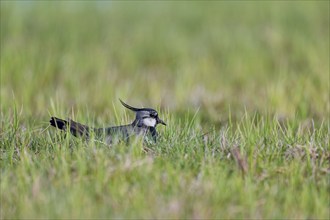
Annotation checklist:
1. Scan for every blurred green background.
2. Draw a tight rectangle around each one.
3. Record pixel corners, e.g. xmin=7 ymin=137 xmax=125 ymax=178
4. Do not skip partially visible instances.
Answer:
xmin=1 ymin=1 xmax=329 ymax=122
xmin=1 ymin=1 xmax=329 ymax=219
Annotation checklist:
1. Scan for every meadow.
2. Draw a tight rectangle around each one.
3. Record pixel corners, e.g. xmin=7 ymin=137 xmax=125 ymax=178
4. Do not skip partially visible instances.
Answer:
xmin=1 ymin=1 xmax=329 ymax=219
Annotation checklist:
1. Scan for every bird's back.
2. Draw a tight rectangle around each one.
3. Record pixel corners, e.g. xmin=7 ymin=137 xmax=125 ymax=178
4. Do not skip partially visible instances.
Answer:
xmin=95 ymin=124 xmax=148 ymax=145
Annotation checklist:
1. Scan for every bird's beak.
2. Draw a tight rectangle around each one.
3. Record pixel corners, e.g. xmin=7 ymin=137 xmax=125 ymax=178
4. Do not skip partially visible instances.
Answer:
xmin=157 ymin=118 xmax=166 ymax=126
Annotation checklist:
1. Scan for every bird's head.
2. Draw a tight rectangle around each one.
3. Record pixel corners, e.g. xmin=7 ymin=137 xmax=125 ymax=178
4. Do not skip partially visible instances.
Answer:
xmin=119 ymin=99 xmax=166 ymax=128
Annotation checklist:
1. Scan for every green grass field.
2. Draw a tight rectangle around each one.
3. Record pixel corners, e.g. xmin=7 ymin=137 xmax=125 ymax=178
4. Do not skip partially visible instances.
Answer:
xmin=1 ymin=1 xmax=329 ymax=219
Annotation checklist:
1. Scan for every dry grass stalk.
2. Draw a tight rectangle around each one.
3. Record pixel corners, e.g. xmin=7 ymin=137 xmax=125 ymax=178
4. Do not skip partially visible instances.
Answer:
xmin=231 ymin=147 xmax=248 ymax=175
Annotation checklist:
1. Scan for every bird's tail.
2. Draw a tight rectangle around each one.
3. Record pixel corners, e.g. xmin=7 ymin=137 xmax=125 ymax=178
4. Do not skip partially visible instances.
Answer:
xmin=50 ymin=117 xmax=89 ymax=137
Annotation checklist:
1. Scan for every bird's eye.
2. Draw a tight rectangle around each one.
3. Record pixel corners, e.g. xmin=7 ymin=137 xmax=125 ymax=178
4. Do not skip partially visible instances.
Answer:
xmin=150 ymin=112 xmax=158 ymax=117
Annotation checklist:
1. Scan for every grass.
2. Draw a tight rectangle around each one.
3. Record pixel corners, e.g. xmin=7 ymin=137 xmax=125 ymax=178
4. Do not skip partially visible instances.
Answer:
xmin=1 ymin=1 xmax=329 ymax=219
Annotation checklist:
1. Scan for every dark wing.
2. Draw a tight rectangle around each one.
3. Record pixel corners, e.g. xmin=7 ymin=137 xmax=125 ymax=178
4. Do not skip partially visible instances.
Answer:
xmin=50 ymin=117 xmax=89 ymax=137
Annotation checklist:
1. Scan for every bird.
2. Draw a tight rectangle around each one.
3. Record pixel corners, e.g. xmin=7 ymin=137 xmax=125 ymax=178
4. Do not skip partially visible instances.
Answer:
xmin=49 ymin=99 xmax=166 ymax=145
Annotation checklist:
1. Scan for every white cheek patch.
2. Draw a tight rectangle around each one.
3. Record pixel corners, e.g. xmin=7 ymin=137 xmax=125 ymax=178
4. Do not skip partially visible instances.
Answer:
xmin=143 ymin=118 xmax=157 ymax=127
